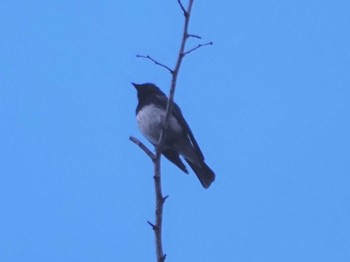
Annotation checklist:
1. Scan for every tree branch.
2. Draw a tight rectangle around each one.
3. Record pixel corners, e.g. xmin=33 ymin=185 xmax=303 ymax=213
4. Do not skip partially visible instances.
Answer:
xmin=136 ymin=55 xmax=173 ymax=74
xmin=152 ymin=154 xmax=165 ymax=262
xmin=152 ymin=1 xmax=196 ymax=260
xmin=131 ymin=1 xmax=211 ymax=261
xmin=158 ymin=0 xmax=195 ymax=147
xmin=187 ymin=33 xmax=202 ymax=39
xmin=183 ymin=42 xmax=213 ymax=56
xmin=129 ymin=136 xmax=155 ymax=160
xmin=177 ymin=0 xmax=186 ymax=15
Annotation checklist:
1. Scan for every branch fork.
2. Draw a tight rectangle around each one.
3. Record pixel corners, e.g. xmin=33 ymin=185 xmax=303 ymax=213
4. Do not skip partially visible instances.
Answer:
xmin=137 ymin=1 xmax=213 ymax=75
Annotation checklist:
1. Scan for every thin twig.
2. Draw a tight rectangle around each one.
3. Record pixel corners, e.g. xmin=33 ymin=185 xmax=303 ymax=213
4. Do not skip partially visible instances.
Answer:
xmin=177 ymin=0 xmax=186 ymax=15
xmin=129 ymin=136 xmax=155 ymax=160
xmin=183 ymin=42 xmax=213 ymax=56
xmin=187 ymin=33 xmax=202 ymax=39
xmin=163 ymin=195 xmax=169 ymax=202
xmin=136 ymin=55 xmax=173 ymax=74
xmin=147 ymin=221 xmax=157 ymax=230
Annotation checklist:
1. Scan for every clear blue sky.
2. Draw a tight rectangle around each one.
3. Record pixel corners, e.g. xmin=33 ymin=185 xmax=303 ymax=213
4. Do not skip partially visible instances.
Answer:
xmin=1 ymin=1 xmax=349 ymax=261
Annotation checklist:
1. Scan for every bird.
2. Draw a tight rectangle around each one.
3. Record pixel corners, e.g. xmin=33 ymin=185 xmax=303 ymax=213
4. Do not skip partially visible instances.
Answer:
xmin=132 ymin=82 xmax=215 ymax=189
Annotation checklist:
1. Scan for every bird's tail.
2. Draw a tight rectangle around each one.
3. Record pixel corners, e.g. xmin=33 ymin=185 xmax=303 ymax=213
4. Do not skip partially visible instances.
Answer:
xmin=185 ymin=160 xmax=215 ymax=189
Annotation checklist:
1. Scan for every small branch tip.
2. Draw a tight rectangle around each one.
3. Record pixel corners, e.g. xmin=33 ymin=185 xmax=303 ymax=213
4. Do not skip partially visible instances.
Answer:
xmin=136 ymin=55 xmax=173 ymax=73
xmin=187 ymin=33 xmax=202 ymax=39
xmin=160 ymin=254 xmax=167 ymax=262
xmin=183 ymin=41 xmax=213 ymax=56
xmin=163 ymin=195 xmax=169 ymax=203
xmin=147 ymin=221 xmax=157 ymax=230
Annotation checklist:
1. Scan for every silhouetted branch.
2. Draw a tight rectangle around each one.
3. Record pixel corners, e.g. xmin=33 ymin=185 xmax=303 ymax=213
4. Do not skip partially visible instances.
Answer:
xmin=152 ymin=1 xmax=196 ymax=259
xmin=187 ymin=33 xmax=202 ymax=39
xmin=147 ymin=221 xmax=157 ymax=230
xmin=152 ymin=153 xmax=165 ymax=262
xmin=183 ymin=42 xmax=213 ymax=56
xmin=136 ymin=55 xmax=173 ymax=74
xmin=129 ymin=136 xmax=155 ymax=160
xmin=177 ymin=0 xmax=186 ymax=15
xmin=131 ymin=0 xmax=211 ymax=261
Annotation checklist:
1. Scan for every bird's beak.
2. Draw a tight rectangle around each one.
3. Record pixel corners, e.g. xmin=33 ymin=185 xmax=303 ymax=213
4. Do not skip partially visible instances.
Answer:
xmin=131 ymin=82 xmax=139 ymax=90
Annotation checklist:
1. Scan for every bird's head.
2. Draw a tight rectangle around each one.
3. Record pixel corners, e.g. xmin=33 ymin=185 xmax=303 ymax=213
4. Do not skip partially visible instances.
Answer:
xmin=132 ymin=83 xmax=165 ymax=100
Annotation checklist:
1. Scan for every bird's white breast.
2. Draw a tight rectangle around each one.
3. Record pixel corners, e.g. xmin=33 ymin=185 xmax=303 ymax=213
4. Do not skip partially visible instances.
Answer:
xmin=137 ymin=104 xmax=182 ymax=145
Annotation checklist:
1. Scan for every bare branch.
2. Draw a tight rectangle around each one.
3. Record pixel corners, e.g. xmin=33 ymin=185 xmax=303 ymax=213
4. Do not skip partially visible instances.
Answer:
xmin=136 ymin=55 xmax=173 ymax=74
xmin=156 ymin=0 xmax=195 ymax=153
xmin=132 ymin=0 xmax=211 ymax=261
xmin=177 ymin=0 xmax=186 ymax=15
xmin=147 ymin=221 xmax=157 ymax=230
xmin=151 ymin=2 xmax=196 ymax=260
xmin=160 ymin=254 xmax=167 ymax=262
xmin=150 ymin=3 xmax=196 ymax=260
xmin=187 ymin=33 xmax=202 ymax=39
xmin=183 ymin=41 xmax=213 ymax=56
xmin=153 ymin=154 xmax=164 ymax=262
xmin=129 ymin=136 xmax=155 ymax=160
xmin=162 ymin=195 xmax=169 ymax=203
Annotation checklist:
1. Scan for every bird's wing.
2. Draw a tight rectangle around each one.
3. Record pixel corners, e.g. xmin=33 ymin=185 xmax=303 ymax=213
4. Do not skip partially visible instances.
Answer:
xmin=162 ymin=149 xmax=189 ymax=174
xmin=154 ymin=94 xmax=205 ymax=161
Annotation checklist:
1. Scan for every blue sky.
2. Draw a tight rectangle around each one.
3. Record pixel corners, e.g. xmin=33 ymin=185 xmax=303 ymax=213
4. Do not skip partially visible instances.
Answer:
xmin=1 ymin=1 xmax=349 ymax=261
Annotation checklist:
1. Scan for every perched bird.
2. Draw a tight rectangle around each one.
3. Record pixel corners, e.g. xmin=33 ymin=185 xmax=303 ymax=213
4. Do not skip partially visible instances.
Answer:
xmin=133 ymin=83 xmax=215 ymax=189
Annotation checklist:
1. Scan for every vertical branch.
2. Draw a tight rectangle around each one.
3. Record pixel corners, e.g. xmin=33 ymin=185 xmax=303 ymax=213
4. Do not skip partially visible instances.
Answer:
xmin=152 ymin=154 xmax=167 ymax=262
xmin=132 ymin=0 xmax=210 ymax=260
xmin=152 ymin=1 xmax=195 ymax=262
xmin=156 ymin=1 xmax=194 ymax=154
